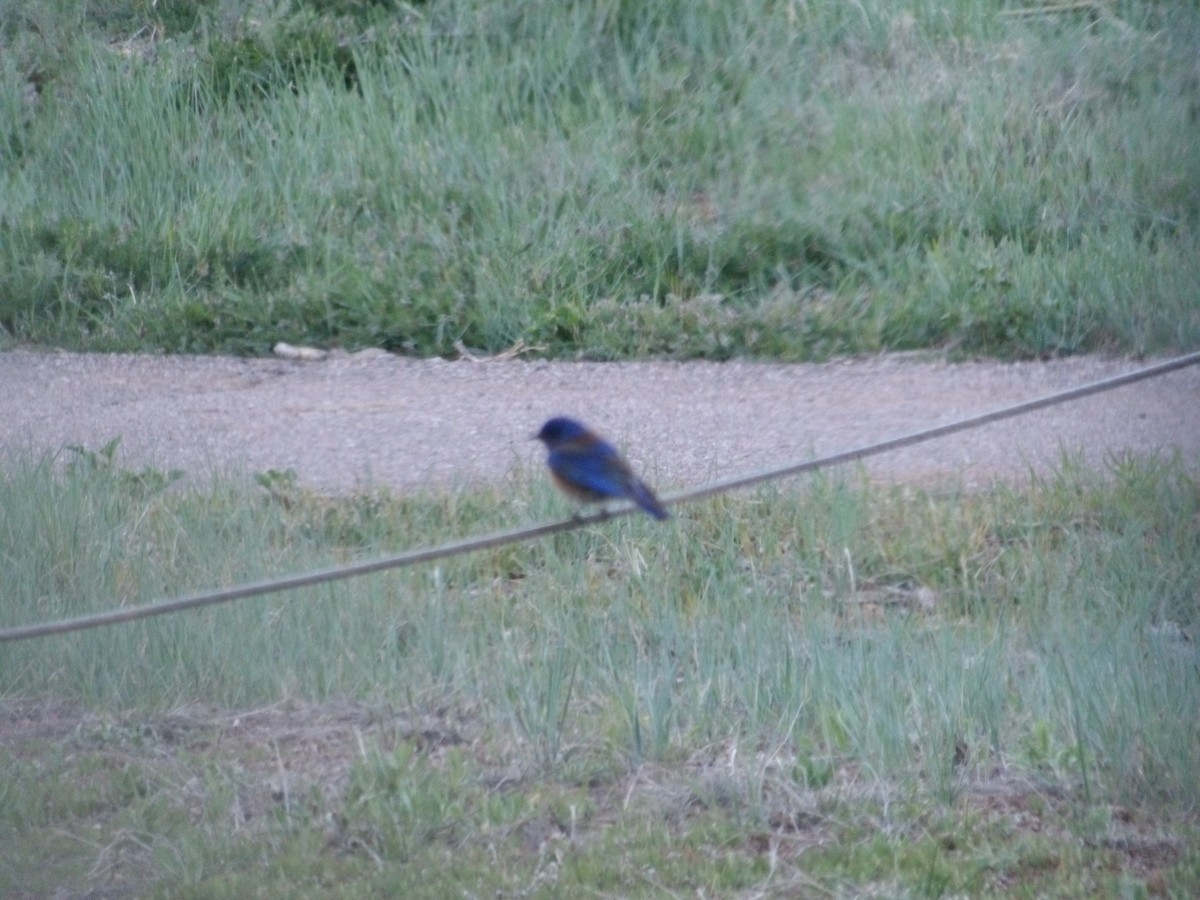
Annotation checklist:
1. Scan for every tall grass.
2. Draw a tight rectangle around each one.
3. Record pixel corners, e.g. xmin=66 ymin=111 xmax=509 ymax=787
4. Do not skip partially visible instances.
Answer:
xmin=2 ymin=0 xmax=1197 ymax=357
xmin=2 ymin=447 xmax=1197 ymax=812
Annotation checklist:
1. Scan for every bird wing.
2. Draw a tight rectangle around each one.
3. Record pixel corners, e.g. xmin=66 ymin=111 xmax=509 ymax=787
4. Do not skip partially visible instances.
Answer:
xmin=549 ymin=440 xmax=632 ymax=499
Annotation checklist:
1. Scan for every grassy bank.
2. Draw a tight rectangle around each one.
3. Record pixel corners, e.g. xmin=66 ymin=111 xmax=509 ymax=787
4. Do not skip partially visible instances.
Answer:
xmin=2 ymin=0 xmax=1198 ymax=359
xmin=2 ymin=446 xmax=1197 ymax=894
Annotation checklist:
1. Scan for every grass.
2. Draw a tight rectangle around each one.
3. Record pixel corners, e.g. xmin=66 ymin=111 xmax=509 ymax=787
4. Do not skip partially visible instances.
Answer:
xmin=1 ymin=444 xmax=1197 ymax=895
xmin=1 ymin=0 xmax=1198 ymax=359
xmin=1 ymin=0 xmax=1197 ymax=893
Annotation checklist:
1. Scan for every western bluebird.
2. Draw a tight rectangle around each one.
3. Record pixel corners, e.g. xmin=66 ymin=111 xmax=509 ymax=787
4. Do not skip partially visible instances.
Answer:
xmin=534 ymin=416 xmax=669 ymax=520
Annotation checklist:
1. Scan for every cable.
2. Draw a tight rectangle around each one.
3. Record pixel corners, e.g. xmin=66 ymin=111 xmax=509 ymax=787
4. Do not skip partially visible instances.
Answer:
xmin=2 ymin=350 xmax=1197 ymax=642
xmin=0 ymin=513 xmax=614 ymax=642
xmin=682 ymin=350 xmax=1200 ymax=502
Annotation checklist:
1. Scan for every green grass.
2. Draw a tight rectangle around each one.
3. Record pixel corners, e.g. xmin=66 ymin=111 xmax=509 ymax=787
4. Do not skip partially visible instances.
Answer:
xmin=4 ymin=1 xmax=1196 ymax=892
xmin=1 ymin=445 xmax=1197 ymax=894
xmin=1 ymin=0 xmax=1197 ymax=358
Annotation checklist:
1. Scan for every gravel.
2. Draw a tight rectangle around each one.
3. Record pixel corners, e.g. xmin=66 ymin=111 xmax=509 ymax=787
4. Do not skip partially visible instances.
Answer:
xmin=2 ymin=348 xmax=1197 ymax=495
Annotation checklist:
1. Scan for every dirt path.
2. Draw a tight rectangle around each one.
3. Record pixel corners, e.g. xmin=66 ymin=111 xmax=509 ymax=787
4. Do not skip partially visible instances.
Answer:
xmin=2 ymin=348 xmax=1197 ymax=494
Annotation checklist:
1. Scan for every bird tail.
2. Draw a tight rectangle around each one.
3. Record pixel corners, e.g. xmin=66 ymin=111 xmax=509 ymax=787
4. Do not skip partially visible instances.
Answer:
xmin=630 ymin=480 xmax=669 ymax=520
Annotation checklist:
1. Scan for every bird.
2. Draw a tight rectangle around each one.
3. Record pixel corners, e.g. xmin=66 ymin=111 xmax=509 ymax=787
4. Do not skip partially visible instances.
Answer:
xmin=534 ymin=416 xmax=669 ymax=520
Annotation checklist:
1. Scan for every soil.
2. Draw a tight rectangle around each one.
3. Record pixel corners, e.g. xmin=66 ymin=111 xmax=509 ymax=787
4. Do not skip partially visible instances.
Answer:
xmin=2 ymin=348 xmax=1197 ymax=495
xmin=2 ymin=348 xmax=1197 ymax=895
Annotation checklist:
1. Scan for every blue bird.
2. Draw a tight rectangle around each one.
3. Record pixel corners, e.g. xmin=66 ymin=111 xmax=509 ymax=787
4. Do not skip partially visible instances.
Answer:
xmin=535 ymin=416 xmax=669 ymax=520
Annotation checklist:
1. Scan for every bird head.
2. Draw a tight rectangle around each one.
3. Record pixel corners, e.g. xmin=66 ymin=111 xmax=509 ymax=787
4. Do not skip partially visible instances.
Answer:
xmin=535 ymin=416 xmax=588 ymax=446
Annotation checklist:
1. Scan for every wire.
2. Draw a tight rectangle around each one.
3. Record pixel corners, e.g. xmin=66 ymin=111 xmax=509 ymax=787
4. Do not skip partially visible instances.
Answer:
xmin=682 ymin=350 xmax=1200 ymax=502
xmin=2 ymin=350 xmax=1197 ymax=642
xmin=0 ymin=514 xmax=603 ymax=642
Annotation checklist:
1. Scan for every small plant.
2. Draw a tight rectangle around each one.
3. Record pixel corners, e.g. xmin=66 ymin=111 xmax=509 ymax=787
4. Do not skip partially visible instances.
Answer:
xmin=65 ymin=437 xmax=184 ymax=495
xmin=341 ymin=741 xmax=475 ymax=860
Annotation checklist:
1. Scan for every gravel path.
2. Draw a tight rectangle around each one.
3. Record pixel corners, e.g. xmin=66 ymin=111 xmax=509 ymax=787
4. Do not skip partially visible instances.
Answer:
xmin=2 ymin=349 xmax=1197 ymax=495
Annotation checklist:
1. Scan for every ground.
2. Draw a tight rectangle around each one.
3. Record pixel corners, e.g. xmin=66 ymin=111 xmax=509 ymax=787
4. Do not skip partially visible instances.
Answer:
xmin=3 ymin=349 xmax=1198 ymax=494
xmin=2 ymin=348 xmax=1198 ymax=895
